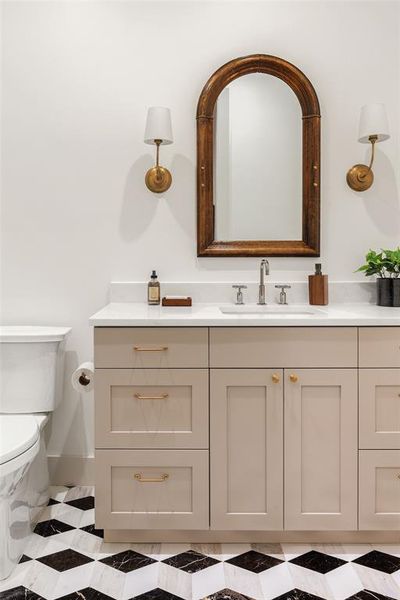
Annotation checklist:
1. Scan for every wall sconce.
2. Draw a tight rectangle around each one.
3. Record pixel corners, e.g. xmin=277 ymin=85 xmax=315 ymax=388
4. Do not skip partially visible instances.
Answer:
xmin=144 ymin=106 xmax=173 ymax=193
xmin=346 ymin=103 xmax=390 ymax=192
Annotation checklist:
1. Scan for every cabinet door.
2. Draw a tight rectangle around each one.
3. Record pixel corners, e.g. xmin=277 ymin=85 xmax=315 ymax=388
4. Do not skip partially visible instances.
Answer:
xmin=359 ymin=369 xmax=400 ymax=449
xmin=359 ymin=450 xmax=400 ymax=530
xmin=210 ymin=369 xmax=283 ymax=530
xmin=285 ymin=369 xmax=357 ymax=530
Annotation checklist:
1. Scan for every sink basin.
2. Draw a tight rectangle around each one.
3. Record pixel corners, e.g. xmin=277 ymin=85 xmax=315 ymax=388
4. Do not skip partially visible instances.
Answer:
xmin=219 ymin=305 xmax=324 ymax=316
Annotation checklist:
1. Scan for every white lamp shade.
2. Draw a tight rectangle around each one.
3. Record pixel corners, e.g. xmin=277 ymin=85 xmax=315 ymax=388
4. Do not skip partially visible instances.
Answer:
xmin=144 ymin=107 xmax=173 ymax=145
xmin=358 ymin=103 xmax=390 ymax=143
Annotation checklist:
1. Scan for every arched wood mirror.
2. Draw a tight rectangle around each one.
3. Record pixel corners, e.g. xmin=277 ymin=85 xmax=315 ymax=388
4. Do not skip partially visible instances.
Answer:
xmin=197 ymin=54 xmax=321 ymax=257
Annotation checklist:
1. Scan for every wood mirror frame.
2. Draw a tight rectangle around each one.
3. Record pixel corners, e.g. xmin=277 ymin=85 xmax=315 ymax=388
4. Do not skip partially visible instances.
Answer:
xmin=197 ymin=54 xmax=321 ymax=257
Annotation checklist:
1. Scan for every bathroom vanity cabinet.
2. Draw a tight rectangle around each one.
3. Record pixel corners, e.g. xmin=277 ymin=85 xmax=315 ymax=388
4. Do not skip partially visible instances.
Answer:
xmin=93 ymin=325 xmax=400 ymax=541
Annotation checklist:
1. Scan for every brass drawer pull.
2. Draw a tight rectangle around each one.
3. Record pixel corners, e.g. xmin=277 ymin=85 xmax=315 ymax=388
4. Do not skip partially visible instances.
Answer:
xmin=134 ymin=473 xmax=169 ymax=483
xmin=290 ymin=374 xmax=299 ymax=383
xmin=134 ymin=393 xmax=169 ymax=400
xmin=272 ymin=373 xmax=280 ymax=384
xmin=133 ymin=346 xmax=168 ymax=352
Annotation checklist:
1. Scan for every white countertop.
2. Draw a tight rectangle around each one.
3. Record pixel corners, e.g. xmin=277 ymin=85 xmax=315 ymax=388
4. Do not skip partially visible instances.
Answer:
xmin=89 ymin=302 xmax=400 ymax=327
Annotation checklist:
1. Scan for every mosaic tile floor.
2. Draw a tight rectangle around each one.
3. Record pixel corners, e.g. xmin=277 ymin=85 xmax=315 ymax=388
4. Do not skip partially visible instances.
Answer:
xmin=1 ymin=487 xmax=400 ymax=600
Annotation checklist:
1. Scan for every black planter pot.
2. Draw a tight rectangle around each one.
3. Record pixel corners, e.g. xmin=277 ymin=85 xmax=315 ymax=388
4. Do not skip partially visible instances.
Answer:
xmin=377 ymin=278 xmax=400 ymax=307
xmin=393 ymin=279 xmax=400 ymax=307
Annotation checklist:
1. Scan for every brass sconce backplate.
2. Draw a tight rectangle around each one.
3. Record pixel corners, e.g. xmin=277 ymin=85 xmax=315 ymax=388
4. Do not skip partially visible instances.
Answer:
xmin=346 ymin=134 xmax=378 ymax=192
xmin=145 ymin=166 xmax=172 ymax=193
xmin=346 ymin=163 xmax=374 ymax=192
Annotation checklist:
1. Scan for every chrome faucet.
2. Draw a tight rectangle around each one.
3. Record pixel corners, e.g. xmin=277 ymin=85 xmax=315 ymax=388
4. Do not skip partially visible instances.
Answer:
xmin=258 ymin=258 xmax=270 ymax=305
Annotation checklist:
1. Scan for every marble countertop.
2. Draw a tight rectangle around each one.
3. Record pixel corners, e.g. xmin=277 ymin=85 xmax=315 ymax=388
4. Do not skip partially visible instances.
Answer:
xmin=89 ymin=302 xmax=400 ymax=327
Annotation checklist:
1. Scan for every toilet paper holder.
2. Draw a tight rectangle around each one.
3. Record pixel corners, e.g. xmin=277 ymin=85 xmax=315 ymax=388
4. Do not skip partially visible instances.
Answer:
xmin=78 ymin=372 xmax=91 ymax=387
xmin=72 ymin=361 xmax=94 ymax=393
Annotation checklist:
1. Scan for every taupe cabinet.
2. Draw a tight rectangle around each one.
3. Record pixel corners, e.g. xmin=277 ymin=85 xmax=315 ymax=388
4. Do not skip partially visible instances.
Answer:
xmin=94 ymin=326 xmax=400 ymax=534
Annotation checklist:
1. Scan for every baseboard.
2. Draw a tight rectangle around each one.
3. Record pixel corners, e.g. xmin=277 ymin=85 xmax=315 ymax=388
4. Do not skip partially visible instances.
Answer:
xmin=104 ymin=529 xmax=400 ymax=543
xmin=48 ymin=455 xmax=94 ymax=486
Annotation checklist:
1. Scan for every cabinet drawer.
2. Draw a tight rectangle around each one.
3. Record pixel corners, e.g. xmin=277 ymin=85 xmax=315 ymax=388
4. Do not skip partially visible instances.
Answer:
xmin=359 ymin=369 xmax=400 ymax=449
xmin=95 ymin=449 xmax=209 ymax=530
xmin=94 ymin=327 xmax=208 ymax=368
xmin=359 ymin=327 xmax=400 ymax=368
xmin=95 ymin=369 xmax=208 ymax=449
xmin=359 ymin=450 xmax=400 ymax=530
xmin=210 ymin=327 xmax=357 ymax=368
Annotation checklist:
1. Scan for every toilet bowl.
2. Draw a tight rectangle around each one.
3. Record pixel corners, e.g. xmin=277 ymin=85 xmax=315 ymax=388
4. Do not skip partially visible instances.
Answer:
xmin=0 ymin=326 xmax=71 ymax=580
xmin=0 ymin=415 xmax=40 ymax=580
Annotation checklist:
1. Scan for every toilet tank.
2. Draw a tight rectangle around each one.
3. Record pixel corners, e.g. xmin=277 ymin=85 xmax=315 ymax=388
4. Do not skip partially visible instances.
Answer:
xmin=0 ymin=326 xmax=71 ymax=414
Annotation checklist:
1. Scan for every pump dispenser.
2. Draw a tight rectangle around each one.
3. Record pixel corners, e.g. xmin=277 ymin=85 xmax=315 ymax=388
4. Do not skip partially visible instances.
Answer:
xmin=147 ymin=270 xmax=160 ymax=305
xmin=308 ymin=263 xmax=329 ymax=305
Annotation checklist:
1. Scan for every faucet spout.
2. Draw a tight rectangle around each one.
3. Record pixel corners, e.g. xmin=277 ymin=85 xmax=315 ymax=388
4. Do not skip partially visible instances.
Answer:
xmin=258 ymin=259 xmax=270 ymax=305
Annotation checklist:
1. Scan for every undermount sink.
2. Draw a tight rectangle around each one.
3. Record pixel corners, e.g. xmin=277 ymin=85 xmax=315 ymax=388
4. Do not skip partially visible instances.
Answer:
xmin=219 ymin=305 xmax=324 ymax=316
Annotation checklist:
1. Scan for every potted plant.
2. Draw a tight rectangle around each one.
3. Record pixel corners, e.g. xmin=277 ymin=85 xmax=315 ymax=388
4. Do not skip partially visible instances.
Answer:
xmin=357 ymin=248 xmax=400 ymax=307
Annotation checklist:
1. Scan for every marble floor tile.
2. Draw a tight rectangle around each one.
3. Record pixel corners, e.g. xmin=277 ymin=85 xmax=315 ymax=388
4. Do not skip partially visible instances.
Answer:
xmin=55 ymin=587 xmax=115 ymax=600
xmin=131 ymin=589 xmax=185 ymax=600
xmin=162 ymin=551 xmax=220 ymax=574
xmin=287 ymin=563 xmax=331 ymax=599
xmin=258 ymin=562 xmax=294 ymax=600
xmin=48 ymin=487 xmax=70 ymax=503
xmin=219 ymin=546 xmax=252 ymax=562
xmin=65 ymin=497 xmax=95 ymax=512
xmin=324 ymin=563 xmax=363 ymax=600
xmin=158 ymin=561 xmax=225 ymax=600
xmin=353 ymin=552 xmax=400 ymax=575
xmin=225 ymin=550 xmax=283 ymax=574
xmin=289 ymin=551 xmax=347 ymax=574
xmin=352 ymin=563 xmax=400 ymax=600
xmin=121 ymin=562 xmax=160 ymax=600
xmin=223 ymin=562 xmax=265 ymax=600
xmin=1 ymin=486 xmax=400 ymax=600
xmin=374 ymin=546 xmax=400 ymax=559
xmin=63 ymin=487 xmax=95 ymax=503
xmin=51 ymin=562 xmax=96 ymax=600
xmin=345 ymin=591 xmax=399 ymax=600
xmin=88 ymin=562 xmax=125 ymax=600
xmin=99 ymin=549 xmax=156 ymax=573
xmin=202 ymin=590 xmax=255 ymax=600
xmin=0 ymin=585 xmax=44 ymax=600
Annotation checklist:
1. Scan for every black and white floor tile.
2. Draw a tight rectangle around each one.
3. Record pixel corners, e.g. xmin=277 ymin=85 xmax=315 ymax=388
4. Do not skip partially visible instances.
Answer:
xmin=1 ymin=487 xmax=400 ymax=600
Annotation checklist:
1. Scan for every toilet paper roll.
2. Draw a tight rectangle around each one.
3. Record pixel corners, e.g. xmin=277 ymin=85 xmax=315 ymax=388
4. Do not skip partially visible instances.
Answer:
xmin=71 ymin=362 xmax=94 ymax=393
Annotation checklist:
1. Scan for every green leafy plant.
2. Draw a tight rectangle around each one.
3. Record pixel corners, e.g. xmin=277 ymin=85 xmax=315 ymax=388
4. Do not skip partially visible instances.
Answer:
xmin=357 ymin=248 xmax=400 ymax=278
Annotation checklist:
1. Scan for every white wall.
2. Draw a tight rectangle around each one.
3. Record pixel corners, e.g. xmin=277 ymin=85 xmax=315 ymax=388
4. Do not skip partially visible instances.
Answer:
xmin=1 ymin=0 xmax=399 ymax=460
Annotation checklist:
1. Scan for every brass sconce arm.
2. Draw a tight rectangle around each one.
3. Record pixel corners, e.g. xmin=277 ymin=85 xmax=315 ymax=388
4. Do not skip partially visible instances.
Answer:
xmin=145 ymin=139 xmax=172 ymax=193
xmin=366 ymin=134 xmax=378 ymax=171
xmin=346 ymin=134 xmax=378 ymax=192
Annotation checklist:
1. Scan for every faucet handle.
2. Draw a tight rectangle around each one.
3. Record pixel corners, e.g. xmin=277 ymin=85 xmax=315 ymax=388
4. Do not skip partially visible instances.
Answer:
xmin=232 ymin=284 xmax=247 ymax=305
xmin=275 ymin=284 xmax=291 ymax=305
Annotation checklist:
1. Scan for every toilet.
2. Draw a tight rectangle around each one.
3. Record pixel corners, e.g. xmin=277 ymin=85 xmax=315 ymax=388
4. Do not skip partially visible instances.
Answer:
xmin=0 ymin=326 xmax=71 ymax=580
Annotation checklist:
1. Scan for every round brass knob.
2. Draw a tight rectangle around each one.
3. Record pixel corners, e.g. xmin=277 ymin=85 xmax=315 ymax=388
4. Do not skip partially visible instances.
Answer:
xmin=289 ymin=374 xmax=298 ymax=383
xmin=272 ymin=373 xmax=280 ymax=384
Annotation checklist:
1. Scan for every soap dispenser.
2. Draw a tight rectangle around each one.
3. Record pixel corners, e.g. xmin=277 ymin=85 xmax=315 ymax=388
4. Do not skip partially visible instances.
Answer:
xmin=147 ymin=270 xmax=160 ymax=305
xmin=308 ymin=263 xmax=329 ymax=305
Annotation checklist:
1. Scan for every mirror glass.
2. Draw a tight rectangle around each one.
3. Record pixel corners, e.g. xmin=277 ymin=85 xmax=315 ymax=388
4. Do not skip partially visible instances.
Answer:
xmin=214 ymin=73 xmax=302 ymax=241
